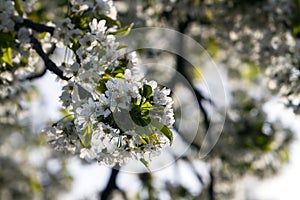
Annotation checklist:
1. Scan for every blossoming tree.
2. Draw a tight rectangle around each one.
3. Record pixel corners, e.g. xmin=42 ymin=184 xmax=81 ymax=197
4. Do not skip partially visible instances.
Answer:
xmin=1 ymin=0 xmax=299 ymax=200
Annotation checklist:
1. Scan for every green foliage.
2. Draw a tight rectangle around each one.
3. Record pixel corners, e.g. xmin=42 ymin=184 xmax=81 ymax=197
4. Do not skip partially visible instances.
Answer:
xmin=0 ymin=32 xmax=16 ymax=69
xmin=140 ymin=158 xmax=151 ymax=170
xmin=113 ymin=23 xmax=134 ymax=36
xmin=131 ymin=104 xmax=152 ymax=127
xmin=142 ymin=84 xmax=153 ymax=98
xmin=81 ymin=124 xmax=92 ymax=147
xmin=99 ymin=15 xmax=121 ymax=27
xmin=151 ymin=119 xmax=173 ymax=145
xmin=13 ymin=0 xmax=24 ymax=16
xmin=0 ymin=47 xmax=13 ymax=67
xmin=59 ymin=108 xmax=74 ymax=121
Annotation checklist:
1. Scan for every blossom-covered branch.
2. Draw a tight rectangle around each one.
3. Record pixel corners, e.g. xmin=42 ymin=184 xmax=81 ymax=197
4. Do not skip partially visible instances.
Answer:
xmin=29 ymin=35 xmax=70 ymax=81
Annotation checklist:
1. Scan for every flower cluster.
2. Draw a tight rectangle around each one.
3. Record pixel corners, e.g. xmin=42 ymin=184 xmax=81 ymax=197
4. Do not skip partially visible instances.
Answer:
xmin=45 ymin=16 xmax=175 ymax=167
xmin=53 ymin=0 xmax=116 ymax=48
xmin=0 ymin=0 xmax=174 ymax=167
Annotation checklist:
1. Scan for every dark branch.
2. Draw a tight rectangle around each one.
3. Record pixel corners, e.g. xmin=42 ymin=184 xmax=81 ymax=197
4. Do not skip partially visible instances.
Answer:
xmin=194 ymin=87 xmax=211 ymax=131
xmin=177 ymin=20 xmax=212 ymax=131
xmin=175 ymin=46 xmax=211 ymax=131
xmin=209 ymin=170 xmax=215 ymax=200
xmin=181 ymin=156 xmax=204 ymax=185
xmin=15 ymin=19 xmax=55 ymax=35
xmin=46 ymin=43 xmax=57 ymax=56
xmin=21 ymin=43 xmax=57 ymax=81
xmin=21 ymin=67 xmax=47 ymax=81
xmin=15 ymin=19 xmax=65 ymax=81
xmin=29 ymin=35 xmax=70 ymax=81
xmin=100 ymin=166 xmax=127 ymax=200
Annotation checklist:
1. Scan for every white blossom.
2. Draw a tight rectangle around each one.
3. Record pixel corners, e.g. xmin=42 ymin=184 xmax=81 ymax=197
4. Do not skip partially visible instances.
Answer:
xmin=70 ymin=0 xmax=91 ymax=12
xmin=80 ymin=148 xmax=96 ymax=160
xmin=89 ymin=19 xmax=107 ymax=40
xmin=154 ymin=87 xmax=172 ymax=106
xmin=79 ymin=33 xmax=98 ymax=51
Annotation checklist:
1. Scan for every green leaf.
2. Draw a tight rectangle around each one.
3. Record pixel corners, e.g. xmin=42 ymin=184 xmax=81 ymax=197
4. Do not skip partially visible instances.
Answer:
xmin=13 ymin=0 xmax=24 ymax=16
xmin=99 ymin=15 xmax=121 ymax=27
xmin=0 ymin=32 xmax=15 ymax=68
xmin=140 ymin=136 xmax=150 ymax=144
xmin=96 ymin=80 xmax=107 ymax=93
xmin=1 ymin=47 xmax=13 ymax=67
xmin=151 ymin=119 xmax=173 ymax=145
xmin=130 ymin=105 xmax=151 ymax=127
xmin=59 ymin=108 xmax=74 ymax=121
xmin=141 ymin=101 xmax=152 ymax=112
xmin=160 ymin=125 xmax=173 ymax=145
xmin=152 ymin=134 xmax=159 ymax=144
xmin=0 ymin=32 xmax=15 ymax=47
xmin=38 ymin=32 xmax=47 ymax=40
xmin=113 ymin=23 xmax=134 ymax=36
xmin=142 ymin=84 xmax=153 ymax=98
xmin=140 ymin=158 xmax=150 ymax=171
xmin=115 ymin=73 xmax=124 ymax=78
xmin=81 ymin=125 xmax=92 ymax=147
xmin=133 ymin=115 xmax=151 ymax=127
xmin=111 ymin=66 xmax=126 ymax=75
xmin=118 ymin=58 xmax=129 ymax=68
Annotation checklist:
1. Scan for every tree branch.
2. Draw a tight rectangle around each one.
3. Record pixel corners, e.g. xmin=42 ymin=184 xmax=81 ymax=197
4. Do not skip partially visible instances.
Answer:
xmin=15 ymin=19 xmax=55 ymax=35
xmin=22 ymin=67 xmax=47 ymax=81
xmin=30 ymin=35 xmax=70 ymax=81
xmin=29 ymin=35 xmax=70 ymax=81
xmin=100 ymin=166 xmax=127 ymax=200
xmin=209 ymin=170 xmax=215 ymax=200
xmin=20 ymin=40 xmax=58 ymax=81
xmin=181 ymin=156 xmax=204 ymax=185
xmin=176 ymin=19 xmax=212 ymax=131
xmin=15 ymin=18 xmax=68 ymax=81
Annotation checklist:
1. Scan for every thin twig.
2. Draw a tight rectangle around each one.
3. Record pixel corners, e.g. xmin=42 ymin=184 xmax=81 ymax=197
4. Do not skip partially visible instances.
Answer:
xmin=209 ymin=170 xmax=215 ymax=200
xmin=29 ymin=35 xmax=70 ymax=81
xmin=21 ymin=67 xmax=47 ymax=81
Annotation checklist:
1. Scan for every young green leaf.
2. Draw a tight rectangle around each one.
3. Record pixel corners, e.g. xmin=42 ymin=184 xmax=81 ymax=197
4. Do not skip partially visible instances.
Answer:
xmin=140 ymin=135 xmax=151 ymax=145
xmin=151 ymin=119 xmax=173 ymax=145
xmin=152 ymin=134 xmax=159 ymax=144
xmin=160 ymin=125 xmax=173 ymax=145
xmin=142 ymin=84 xmax=153 ymax=98
xmin=81 ymin=125 xmax=92 ymax=147
xmin=1 ymin=47 xmax=13 ymax=67
xmin=113 ymin=23 xmax=134 ymax=36
xmin=99 ymin=15 xmax=121 ymax=27
xmin=140 ymin=158 xmax=151 ymax=171
xmin=13 ymin=0 xmax=24 ymax=16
